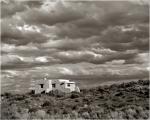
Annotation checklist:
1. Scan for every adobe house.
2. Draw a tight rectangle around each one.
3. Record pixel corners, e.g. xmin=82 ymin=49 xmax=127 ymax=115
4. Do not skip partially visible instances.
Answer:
xmin=34 ymin=78 xmax=80 ymax=94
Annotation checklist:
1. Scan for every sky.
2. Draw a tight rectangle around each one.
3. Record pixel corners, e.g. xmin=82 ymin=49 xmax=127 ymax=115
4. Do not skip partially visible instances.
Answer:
xmin=1 ymin=0 xmax=149 ymax=93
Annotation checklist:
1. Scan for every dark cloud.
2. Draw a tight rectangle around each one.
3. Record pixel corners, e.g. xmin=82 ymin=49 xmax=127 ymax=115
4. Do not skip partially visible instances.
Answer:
xmin=1 ymin=0 xmax=27 ymax=18
xmin=24 ymin=1 xmax=43 ymax=8
xmin=100 ymin=24 xmax=149 ymax=51
xmin=1 ymin=0 xmax=42 ymax=18
xmin=52 ymin=1 xmax=149 ymax=39
xmin=21 ymin=1 xmax=84 ymax=26
xmin=1 ymin=21 xmax=48 ymax=45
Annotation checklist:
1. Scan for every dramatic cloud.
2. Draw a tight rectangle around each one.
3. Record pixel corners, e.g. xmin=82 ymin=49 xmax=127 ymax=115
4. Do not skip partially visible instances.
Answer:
xmin=48 ymin=1 xmax=148 ymax=39
xmin=1 ymin=0 xmax=27 ymax=18
xmin=21 ymin=0 xmax=84 ymax=26
xmin=1 ymin=0 xmax=149 ymax=93
xmin=1 ymin=21 xmax=49 ymax=45
xmin=1 ymin=0 xmax=42 ymax=18
xmin=100 ymin=24 xmax=149 ymax=51
xmin=125 ymin=52 xmax=149 ymax=64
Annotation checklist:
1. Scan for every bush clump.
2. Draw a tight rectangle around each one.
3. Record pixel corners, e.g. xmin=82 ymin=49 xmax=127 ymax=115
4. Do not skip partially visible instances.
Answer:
xmin=70 ymin=92 xmax=80 ymax=99
xmin=42 ymin=100 xmax=53 ymax=107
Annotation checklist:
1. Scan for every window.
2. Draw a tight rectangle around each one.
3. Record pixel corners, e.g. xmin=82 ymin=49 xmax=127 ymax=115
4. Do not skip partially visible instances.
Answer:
xmin=40 ymin=84 xmax=44 ymax=88
xmin=60 ymin=83 xmax=64 ymax=85
xmin=67 ymin=83 xmax=70 ymax=87
xmin=52 ymin=84 xmax=56 ymax=88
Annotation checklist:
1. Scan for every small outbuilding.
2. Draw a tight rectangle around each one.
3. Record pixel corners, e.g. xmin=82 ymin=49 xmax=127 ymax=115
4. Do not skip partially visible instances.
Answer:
xmin=34 ymin=78 xmax=80 ymax=94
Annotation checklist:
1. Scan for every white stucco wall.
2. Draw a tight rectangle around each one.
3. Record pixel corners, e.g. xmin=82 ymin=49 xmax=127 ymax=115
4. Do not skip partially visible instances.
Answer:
xmin=34 ymin=79 xmax=79 ymax=94
xmin=45 ymin=80 xmax=52 ymax=93
xmin=51 ymin=80 xmax=71 ymax=92
xmin=35 ymin=79 xmax=46 ymax=94
xmin=65 ymin=83 xmax=76 ymax=92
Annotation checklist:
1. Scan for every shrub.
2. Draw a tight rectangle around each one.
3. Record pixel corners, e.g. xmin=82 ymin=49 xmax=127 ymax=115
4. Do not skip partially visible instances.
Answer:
xmin=78 ymin=105 xmax=93 ymax=114
xmin=32 ymin=93 xmax=41 ymax=97
xmin=28 ymin=90 xmax=35 ymax=95
xmin=28 ymin=107 xmax=38 ymax=113
xmin=142 ymin=80 xmax=149 ymax=85
xmin=20 ymin=112 xmax=29 ymax=119
xmin=110 ymin=111 xmax=119 ymax=119
xmin=53 ymin=107 xmax=61 ymax=114
xmin=24 ymin=99 xmax=31 ymax=104
xmin=89 ymin=112 xmax=99 ymax=119
xmin=33 ymin=109 xmax=47 ymax=119
xmin=62 ymin=109 xmax=68 ymax=114
xmin=72 ymin=105 xmax=78 ymax=110
xmin=49 ymin=90 xmax=65 ymax=97
xmin=70 ymin=92 xmax=80 ymax=99
xmin=71 ymin=110 xmax=78 ymax=118
xmin=47 ymin=107 xmax=61 ymax=115
xmin=83 ymin=97 xmax=92 ymax=104
xmin=74 ymin=98 xmax=80 ymax=102
xmin=97 ymin=87 xmax=105 ymax=93
xmin=3 ymin=92 xmax=12 ymax=98
xmin=42 ymin=100 xmax=52 ymax=107
xmin=1 ymin=102 xmax=18 ymax=119
xmin=82 ymin=112 xmax=90 ymax=119
xmin=14 ymin=95 xmax=26 ymax=101
xmin=125 ymin=108 xmax=137 ymax=119
xmin=110 ymin=84 xmax=118 ymax=90
xmin=80 ymin=89 xmax=89 ymax=94
xmin=114 ymin=92 xmax=123 ymax=96
xmin=98 ymin=95 xmax=104 ymax=99
xmin=138 ymin=80 xmax=149 ymax=85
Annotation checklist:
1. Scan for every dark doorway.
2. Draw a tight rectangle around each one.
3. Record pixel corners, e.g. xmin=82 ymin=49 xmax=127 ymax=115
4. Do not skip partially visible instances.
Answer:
xmin=40 ymin=84 xmax=44 ymax=88
xmin=52 ymin=83 xmax=56 ymax=88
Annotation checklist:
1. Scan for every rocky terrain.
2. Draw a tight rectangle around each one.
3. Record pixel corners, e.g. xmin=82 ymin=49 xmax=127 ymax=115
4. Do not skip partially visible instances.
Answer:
xmin=0 ymin=79 xmax=149 ymax=119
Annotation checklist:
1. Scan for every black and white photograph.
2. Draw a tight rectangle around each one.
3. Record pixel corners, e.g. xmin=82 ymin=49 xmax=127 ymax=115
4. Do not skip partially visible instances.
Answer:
xmin=0 ymin=0 xmax=149 ymax=119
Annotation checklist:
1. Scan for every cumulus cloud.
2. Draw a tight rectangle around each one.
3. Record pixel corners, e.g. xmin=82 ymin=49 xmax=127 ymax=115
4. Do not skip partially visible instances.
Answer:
xmin=35 ymin=56 xmax=48 ymax=63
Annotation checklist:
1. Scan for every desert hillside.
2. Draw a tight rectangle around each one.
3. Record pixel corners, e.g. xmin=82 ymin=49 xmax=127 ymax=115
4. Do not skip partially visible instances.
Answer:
xmin=1 ymin=80 xmax=149 ymax=119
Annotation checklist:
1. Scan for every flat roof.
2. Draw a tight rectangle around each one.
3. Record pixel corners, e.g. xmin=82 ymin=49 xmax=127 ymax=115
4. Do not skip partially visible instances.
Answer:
xmin=67 ymin=82 xmax=75 ymax=84
xmin=37 ymin=79 xmax=76 ymax=84
xmin=58 ymin=79 xmax=69 ymax=82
